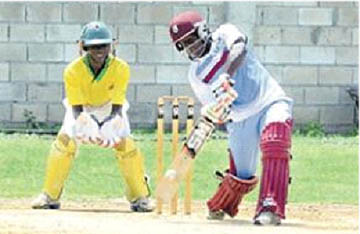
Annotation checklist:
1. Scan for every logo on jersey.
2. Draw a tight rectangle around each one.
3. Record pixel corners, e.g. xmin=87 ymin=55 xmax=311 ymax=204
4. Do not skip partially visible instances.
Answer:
xmin=108 ymin=84 xmax=114 ymax=90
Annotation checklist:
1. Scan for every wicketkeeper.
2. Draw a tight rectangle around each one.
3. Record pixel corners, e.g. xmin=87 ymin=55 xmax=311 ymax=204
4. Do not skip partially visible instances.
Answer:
xmin=169 ymin=11 xmax=293 ymax=225
xmin=31 ymin=21 xmax=153 ymax=212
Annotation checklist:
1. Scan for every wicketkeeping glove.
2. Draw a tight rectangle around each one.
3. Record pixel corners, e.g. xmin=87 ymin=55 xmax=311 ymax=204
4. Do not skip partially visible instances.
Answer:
xmin=74 ymin=112 xmax=101 ymax=144
xmin=99 ymin=114 xmax=123 ymax=148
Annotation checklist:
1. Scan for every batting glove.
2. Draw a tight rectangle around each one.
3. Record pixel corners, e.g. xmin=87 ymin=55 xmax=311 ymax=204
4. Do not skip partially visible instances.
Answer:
xmin=201 ymin=102 xmax=232 ymax=124
xmin=204 ymin=73 xmax=238 ymax=124
xmin=211 ymin=73 xmax=237 ymax=102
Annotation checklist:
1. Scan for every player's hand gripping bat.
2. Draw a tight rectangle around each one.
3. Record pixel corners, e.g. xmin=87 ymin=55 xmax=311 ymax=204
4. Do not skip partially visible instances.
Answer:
xmin=156 ymin=74 xmax=238 ymax=202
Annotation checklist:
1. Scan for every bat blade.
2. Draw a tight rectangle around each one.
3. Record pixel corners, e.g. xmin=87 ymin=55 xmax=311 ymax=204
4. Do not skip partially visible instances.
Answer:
xmin=156 ymin=76 xmax=238 ymax=205
xmin=156 ymin=148 xmax=194 ymax=203
xmin=156 ymin=117 xmax=216 ymax=203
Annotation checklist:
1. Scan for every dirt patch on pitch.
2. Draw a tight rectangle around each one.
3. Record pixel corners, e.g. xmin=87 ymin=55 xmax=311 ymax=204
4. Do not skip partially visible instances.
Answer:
xmin=0 ymin=199 xmax=357 ymax=234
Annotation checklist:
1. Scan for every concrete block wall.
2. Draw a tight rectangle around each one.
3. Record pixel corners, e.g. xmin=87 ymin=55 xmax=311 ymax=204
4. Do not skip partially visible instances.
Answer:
xmin=253 ymin=1 xmax=358 ymax=132
xmin=0 ymin=2 xmax=357 ymax=133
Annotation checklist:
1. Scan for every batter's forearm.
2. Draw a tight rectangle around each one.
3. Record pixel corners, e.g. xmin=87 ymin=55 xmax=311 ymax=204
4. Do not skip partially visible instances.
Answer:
xmin=226 ymin=37 xmax=247 ymax=77
xmin=226 ymin=49 xmax=247 ymax=77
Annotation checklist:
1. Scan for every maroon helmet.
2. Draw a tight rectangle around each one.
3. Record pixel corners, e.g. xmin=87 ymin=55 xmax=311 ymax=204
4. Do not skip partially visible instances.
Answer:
xmin=169 ymin=11 xmax=211 ymax=61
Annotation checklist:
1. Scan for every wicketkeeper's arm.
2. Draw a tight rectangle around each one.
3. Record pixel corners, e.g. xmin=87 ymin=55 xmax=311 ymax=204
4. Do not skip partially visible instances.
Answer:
xmin=72 ymin=105 xmax=83 ymax=120
xmin=111 ymin=104 xmax=123 ymax=117
xmin=102 ymin=104 xmax=123 ymax=123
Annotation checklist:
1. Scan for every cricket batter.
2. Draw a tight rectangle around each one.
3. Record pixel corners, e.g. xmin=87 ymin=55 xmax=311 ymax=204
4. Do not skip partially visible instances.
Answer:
xmin=31 ymin=21 xmax=153 ymax=212
xmin=169 ymin=11 xmax=293 ymax=225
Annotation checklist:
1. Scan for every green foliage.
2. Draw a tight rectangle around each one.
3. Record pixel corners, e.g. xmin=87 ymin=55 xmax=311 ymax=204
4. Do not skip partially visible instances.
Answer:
xmin=21 ymin=109 xmax=61 ymax=133
xmin=346 ymin=125 xmax=359 ymax=137
xmin=296 ymin=121 xmax=326 ymax=137
xmin=0 ymin=133 xmax=357 ymax=205
xmin=23 ymin=109 xmax=40 ymax=129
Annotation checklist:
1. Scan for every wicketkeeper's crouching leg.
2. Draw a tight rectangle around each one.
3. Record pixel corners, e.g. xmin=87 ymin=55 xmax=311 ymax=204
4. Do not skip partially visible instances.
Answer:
xmin=254 ymin=119 xmax=293 ymax=225
xmin=32 ymin=133 xmax=77 ymax=209
xmin=114 ymin=137 xmax=153 ymax=212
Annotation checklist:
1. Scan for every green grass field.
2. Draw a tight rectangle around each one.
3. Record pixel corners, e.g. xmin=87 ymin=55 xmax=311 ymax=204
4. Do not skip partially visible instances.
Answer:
xmin=0 ymin=132 xmax=358 ymax=205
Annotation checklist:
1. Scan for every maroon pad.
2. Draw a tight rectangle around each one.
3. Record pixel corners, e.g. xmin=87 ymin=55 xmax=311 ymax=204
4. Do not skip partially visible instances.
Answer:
xmin=255 ymin=119 xmax=293 ymax=219
xmin=207 ymin=174 xmax=258 ymax=217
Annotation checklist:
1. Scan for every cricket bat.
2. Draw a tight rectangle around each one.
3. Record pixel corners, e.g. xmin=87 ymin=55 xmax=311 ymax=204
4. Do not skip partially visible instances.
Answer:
xmin=155 ymin=116 xmax=216 ymax=202
xmin=155 ymin=73 xmax=239 ymax=202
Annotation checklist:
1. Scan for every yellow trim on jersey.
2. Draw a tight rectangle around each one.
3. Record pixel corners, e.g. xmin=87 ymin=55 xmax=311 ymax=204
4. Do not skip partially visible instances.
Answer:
xmin=64 ymin=54 xmax=130 ymax=106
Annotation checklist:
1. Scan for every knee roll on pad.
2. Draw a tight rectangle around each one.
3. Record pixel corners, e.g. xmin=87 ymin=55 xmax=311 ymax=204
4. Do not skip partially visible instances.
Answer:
xmin=207 ymin=174 xmax=258 ymax=217
xmin=256 ymin=120 xmax=293 ymax=220
xmin=53 ymin=133 xmax=77 ymax=156
xmin=260 ymin=119 xmax=292 ymax=154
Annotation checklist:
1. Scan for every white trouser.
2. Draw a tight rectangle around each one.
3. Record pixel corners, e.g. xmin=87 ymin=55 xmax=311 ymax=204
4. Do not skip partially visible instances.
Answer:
xmin=225 ymin=100 xmax=293 ymax=179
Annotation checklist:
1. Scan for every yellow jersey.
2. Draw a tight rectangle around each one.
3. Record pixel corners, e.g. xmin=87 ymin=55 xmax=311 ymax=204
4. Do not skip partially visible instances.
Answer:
xmin=64 ymin=54 xmax=130 ymax=106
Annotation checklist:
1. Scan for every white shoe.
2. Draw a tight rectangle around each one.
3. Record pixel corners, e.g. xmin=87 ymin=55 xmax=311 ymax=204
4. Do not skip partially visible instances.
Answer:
xmin=31 ymin=193 xmax=60 ymax=209
xmin=207 ymin=210 xmax=225 ymax=220
xmin=130 ymin=197 xmax=153 ymax=212
xmin=254 ymin=211 xmax=281 ymax=225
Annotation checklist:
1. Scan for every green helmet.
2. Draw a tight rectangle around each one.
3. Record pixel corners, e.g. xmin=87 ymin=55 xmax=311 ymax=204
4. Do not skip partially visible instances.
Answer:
xmin=80 ymin=21 xmax=112 ymax=47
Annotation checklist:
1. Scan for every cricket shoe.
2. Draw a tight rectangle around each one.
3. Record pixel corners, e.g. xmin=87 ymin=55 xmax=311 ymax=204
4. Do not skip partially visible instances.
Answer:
xmin=130 ymin=197 xmax=153 ymax=212
xmin=254 ymin=211 xmax=281 ymax=225
xmin=31 ymin=192 xmax=60 ymax=209
xmin=207 ymin=210 xmax=225 ymax=220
